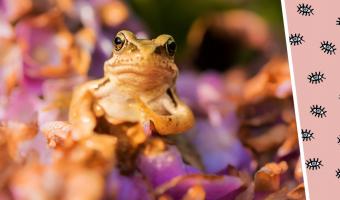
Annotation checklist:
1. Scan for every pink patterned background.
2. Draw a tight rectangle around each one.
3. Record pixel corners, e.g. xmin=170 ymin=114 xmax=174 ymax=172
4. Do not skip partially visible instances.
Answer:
xmin=283 ymin=0 xmax=340 ymax=199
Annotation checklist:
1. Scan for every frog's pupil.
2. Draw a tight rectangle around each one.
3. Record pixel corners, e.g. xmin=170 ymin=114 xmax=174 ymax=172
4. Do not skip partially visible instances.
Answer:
xmin=115 ymin=37 xmax=122 ymax=45
xmin=167 ymin=41 xmax=176 ymax=55
xmin=169 ymin=42 xmax=176 ymax=51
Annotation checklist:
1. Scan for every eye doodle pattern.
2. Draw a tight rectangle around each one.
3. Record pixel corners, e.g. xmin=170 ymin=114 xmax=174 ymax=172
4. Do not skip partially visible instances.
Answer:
xmin=307 ymin=71 xmax=326 ymax=84
xmin=306 ymin=158 xmax=323 ymax=170
xmin=286 ymin=1 xmax=340 ymax=197
xmin=310 ymin=105 xmax=327 ymax=118
xmin=336 ymin=169 xmax=340 ymax=179
xmin=320 ymin=41 xmax=336 ymax=55
xmin=301 ymin=129 xmax=315 ymax=141
xmin=297 ymin=3 xmax=314 ymax=16
xmin=289 ymin=33 xmax=305 ymax=46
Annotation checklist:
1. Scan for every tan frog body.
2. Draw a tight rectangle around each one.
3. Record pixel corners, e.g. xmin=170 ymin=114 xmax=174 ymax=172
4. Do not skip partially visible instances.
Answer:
xmin=69 ymin=30 xmax=195 ymax=140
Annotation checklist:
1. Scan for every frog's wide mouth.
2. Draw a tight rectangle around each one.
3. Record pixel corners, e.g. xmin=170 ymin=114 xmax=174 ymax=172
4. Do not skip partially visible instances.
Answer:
xmin=107 ymin=65 xmax=150 ymax=75
xmin=105 ymin=64 xmax=177 ymax=89
xmin=106 ymin=64 xmax=176 ymax=77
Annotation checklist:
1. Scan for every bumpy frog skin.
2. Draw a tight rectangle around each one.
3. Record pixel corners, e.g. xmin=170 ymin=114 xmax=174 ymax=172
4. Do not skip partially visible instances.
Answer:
xmin=69 ymin=30 xmax=194 ymax=139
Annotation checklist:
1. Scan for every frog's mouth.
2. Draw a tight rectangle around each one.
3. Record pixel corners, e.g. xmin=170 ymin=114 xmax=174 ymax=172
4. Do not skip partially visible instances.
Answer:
xmin=109 ymin=65 xmax=157 ymax=75
xmin=106 ymin=64 xmax=177 ymax=89
xmin=106 ymin=63 xmax=177 ymax=78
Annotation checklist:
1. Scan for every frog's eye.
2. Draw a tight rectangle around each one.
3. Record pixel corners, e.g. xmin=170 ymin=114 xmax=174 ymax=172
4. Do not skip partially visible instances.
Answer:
xmin=113 ymin=33 xmax=126 ymax=51
xmin=165 ymin=38 xmax=176 ymax=56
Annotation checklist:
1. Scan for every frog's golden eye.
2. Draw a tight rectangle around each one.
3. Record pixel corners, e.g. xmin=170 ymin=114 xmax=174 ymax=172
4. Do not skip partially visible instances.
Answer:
xmin=165 ymin=38 xmax=176 ymax=56
xmin=113 ymin=33 xmax=125 ymax=51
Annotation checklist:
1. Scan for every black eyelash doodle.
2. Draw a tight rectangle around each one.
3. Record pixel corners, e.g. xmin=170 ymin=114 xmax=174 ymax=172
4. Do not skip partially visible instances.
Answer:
xmin=337 ymin=18 xmax=340 ymax=25
xmin=337 ymin=135 xmax=340 ymax=144
xmin=289 ymin=33 xmax=305 ymax=46
xmin=306 ymin=158 xmax=323 ymax=170
xmin=336 ymin=169 xmax=340 ymax=179
xmin=297 ymin=3 xmax=314 ymax=16
xmin=307 ymin=71 xmax=326 ymax=84
xmin=310 ymin=105 xmax=327 ymax=118
xmin=320 ymin=41 xmax=337 ymax=55
xmin=301 ymin=129 xmax=314 ymax=141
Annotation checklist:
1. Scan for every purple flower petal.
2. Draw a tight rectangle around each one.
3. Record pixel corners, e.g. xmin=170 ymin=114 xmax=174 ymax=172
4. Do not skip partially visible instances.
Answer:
xmin=105 ymin=170 xmax=151 ymax=200
xmin=138 ymin=145 xmax=198 ymax=187
xmin=158 ymin=174 xmax=245 ymax=200
xmin=38 ymin=76 xmax=86 ymax=123
xmin=15 ymin=11 xmax=89 ymax=80
xmin=21 ymin=72 xmax=44 ymax=96
xmin=0 ymin=39 xmax=23 ymax=97
xmin=0 ymin=0 xmax=32 ymax=22
xmin=187 ymin=117 xmax=251 ymax=173
xmin=16 ymin=17 xmax=61 ymax=78
xmin=3 ymin=88 xmax=41 ymax=123
xmin=137 ymin=141 xmax=245 ymax=199
xmin=197 ymin=72 xmax=224 ymax=109
xmin=177 ymin=70 xmax=235 ymax=124
xmin=176 ymin=70 xmax=199 ymax=110
xmin=0 ymin=15 xmax=14 ymax=38
xmin=18 ymin=130 xmax=52 ymax=164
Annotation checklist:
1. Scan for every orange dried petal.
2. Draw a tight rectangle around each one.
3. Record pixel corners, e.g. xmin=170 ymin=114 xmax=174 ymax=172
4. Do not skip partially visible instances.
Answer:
xmin=255 ymin=161 xmax=288 ymax=192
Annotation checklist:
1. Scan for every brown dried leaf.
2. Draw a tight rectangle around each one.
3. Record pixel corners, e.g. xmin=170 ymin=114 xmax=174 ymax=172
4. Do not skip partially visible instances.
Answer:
xmin=240 ymin=124 xmax=288 ymax=153
xmin=255 ymin=161 xmax=288 ymax=192
xmin=277 ymin=122 xmax=298 ymax=158
xmin=294 ymin=159 xmax=303 ymax=183
xmin=263 ymin=184 xmax=305 ymax=200
xmin=1 ymin=122 xmax=38 ymax=161
xmin=242 ymin=57 xmax=291 ymax=103
xmin=287 ymin=184 xmax=305 ymax=200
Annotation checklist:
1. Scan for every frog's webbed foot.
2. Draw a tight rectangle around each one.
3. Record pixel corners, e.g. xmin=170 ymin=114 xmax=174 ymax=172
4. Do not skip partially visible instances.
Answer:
xmin=42 ymin=121 xmax=117 ymax=169
xmin=133 ymin=97 xmax=194 ymax=135
xmin=41 ymin=121 xmax=74 ymax=148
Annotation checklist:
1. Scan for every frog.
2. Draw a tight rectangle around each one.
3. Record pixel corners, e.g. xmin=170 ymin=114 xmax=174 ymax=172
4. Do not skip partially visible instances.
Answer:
xmin=68 ymin=30 xmax=195 ymax=140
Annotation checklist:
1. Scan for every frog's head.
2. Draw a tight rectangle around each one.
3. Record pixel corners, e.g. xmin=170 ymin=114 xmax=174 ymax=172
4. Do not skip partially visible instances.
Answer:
xmin=104 ymin=30 xmax=178 ymax=90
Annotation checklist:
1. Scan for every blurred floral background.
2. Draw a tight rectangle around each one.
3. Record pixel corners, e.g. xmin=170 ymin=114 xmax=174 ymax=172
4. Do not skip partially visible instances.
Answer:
xmin=0 ymin=0 xmax=305 ymax=199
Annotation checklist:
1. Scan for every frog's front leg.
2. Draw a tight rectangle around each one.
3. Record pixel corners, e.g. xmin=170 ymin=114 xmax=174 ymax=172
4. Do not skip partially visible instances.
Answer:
xmin=134 ymin=90 xmax=195 ymax=135
xmin=69 ymin=81 xmax=102 ymax=140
